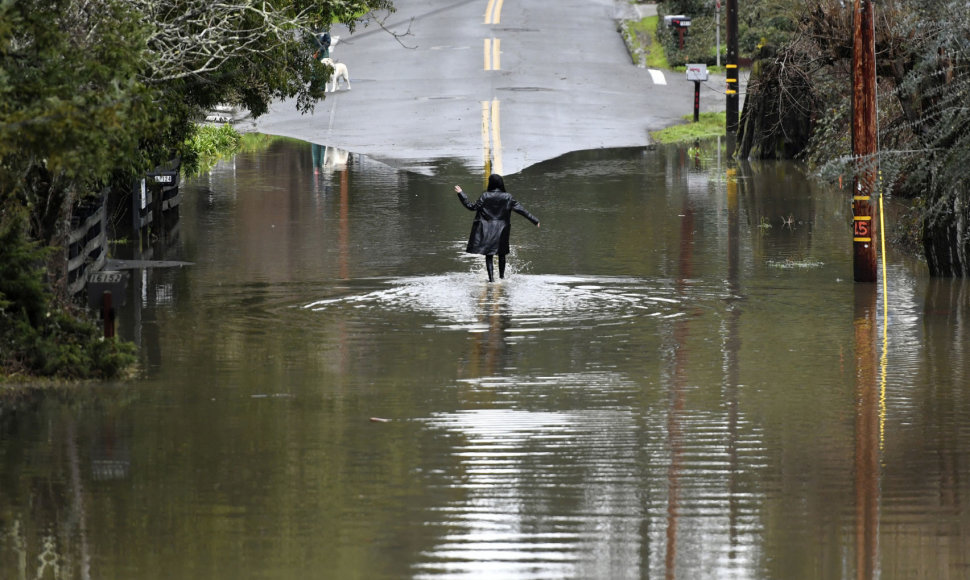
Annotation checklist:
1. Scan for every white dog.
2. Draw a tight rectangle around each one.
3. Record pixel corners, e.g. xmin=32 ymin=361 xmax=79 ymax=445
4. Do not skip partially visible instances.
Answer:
xmin=320 ymin=58 xmax=350 ymax=92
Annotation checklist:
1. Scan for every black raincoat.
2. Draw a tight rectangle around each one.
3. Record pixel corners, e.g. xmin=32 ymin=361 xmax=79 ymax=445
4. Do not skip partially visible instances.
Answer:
xmin=457 ymin=189 xmax=539 ymax=256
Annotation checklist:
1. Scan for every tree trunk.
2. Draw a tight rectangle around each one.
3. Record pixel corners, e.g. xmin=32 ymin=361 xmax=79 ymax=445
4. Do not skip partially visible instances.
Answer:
xmin=737 ymin=55 xmax=815 ymax=160
xmin=923 ymin=190 xmax=970 ymax=277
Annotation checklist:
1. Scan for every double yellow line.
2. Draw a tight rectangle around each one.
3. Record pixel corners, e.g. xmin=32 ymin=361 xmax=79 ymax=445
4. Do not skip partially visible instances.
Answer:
xmin=481 ymin=100 xmax=502 ymax=175
xmin=484 ymin=38 xmax=501 ymax=71
xmin=484 ymin=0 xmax=504 ymax=24
xmin=482 ymin=0 xmax=504 ymax=175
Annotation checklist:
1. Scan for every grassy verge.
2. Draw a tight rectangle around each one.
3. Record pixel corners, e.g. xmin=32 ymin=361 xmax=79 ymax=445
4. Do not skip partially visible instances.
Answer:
xmin=650 ymin=112 xmax=727 ymax=144
xmin=621 ymin=15 xmax=669 ymax=69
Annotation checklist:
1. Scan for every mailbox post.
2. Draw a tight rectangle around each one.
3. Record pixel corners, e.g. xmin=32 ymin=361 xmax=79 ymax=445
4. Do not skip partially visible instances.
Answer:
xmin=686 ymin=64 xmax=709 ymax=122
xmin=87 ymin=271 xmax=128 ymax=338
xmin=664 ymin=15 xmax=692 ymax=50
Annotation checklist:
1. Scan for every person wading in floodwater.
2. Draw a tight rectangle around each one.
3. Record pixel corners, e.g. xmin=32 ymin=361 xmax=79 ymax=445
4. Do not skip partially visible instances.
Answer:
xmin=455 ymin=174 xmax=540 ymax=282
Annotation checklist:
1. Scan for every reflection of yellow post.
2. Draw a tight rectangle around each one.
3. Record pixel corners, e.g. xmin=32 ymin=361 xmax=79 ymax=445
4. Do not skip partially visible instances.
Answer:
xmin=878 ymin=186 xmax=889 ymax=450
xmin=854 ymin=286 xmax=879 ymax=580
xmin=725 ymin=165 xmax=742 ymax=552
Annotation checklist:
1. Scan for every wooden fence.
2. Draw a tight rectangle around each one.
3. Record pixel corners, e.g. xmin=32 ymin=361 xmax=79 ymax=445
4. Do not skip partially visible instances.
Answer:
xmin=66 ymin=161 xmax=182 ymax=299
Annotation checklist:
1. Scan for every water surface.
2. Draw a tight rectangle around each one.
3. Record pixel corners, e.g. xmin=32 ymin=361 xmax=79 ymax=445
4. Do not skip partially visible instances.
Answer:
xmin=2 ymin=141 xmax=969 ymax=579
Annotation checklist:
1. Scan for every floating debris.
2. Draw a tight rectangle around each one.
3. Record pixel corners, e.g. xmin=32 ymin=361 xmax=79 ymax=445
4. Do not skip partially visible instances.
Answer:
xmin=766 ymin=258 xmax=825 ymax=269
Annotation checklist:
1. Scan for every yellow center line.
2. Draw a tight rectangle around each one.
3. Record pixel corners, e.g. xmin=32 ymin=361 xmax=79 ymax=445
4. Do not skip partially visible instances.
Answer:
xmin=490 ymin=99 xmax=503 ymax=175
xmin=484 ymin=38 xmax=501 ymax=70
xmin=480 ymin=100 xmax=503 ymax=175
xmin=481 ymin=101 xmax=491 ymax=170
xmin=483 ymin=0 xmax=504 ymax=173
xmin=485 ymin=0 xmax=504 ymax=24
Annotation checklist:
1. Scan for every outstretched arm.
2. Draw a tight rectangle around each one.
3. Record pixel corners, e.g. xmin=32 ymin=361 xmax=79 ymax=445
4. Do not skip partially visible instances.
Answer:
xmin=512 ymin=200 xmax=540 ymax=227
xmin=455 ymin=185 xmax=476 ymax=210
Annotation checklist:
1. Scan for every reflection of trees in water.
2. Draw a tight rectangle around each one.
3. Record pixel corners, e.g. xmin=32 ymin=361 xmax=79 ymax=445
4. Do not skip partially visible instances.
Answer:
xmin=1 ymin=423 xmax=83 ymax=579
xmin=1 ymin=395 xmax=132 ymax=579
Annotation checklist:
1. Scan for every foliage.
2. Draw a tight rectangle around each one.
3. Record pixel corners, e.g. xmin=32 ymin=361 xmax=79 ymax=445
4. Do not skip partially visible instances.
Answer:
xmin=0 ymin=0 xmax=161 ymax=245
xmin=735 ymin=0 xmax=970 ymax=275
xmin=656 ymin=0 xmax=798 ymax=67
xmin=1 ymin=0 xmax=395 ymax=378
xmin=0 ymin=209 xmax=136 ymax=379
xmin=621 ymin=15 xmax=669 ymax=69
xmin=183 ymin=125 xmax=245 ymax=176
xmin=896 ymin=1 xmax=970 ymax=275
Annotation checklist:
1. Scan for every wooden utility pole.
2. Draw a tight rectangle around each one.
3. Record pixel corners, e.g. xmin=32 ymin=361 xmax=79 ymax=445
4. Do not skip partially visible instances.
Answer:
xmin=725 ymin=0 xmax=739 ymax=140
xmin=852 ymin=0 xmax=878 ymax=283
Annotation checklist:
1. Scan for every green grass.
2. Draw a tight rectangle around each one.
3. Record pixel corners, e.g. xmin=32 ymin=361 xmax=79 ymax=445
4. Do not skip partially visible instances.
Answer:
xmin=622 ymin=15 xmax=669 ymax=69
xmin=650 ymin=112 xmax=727 ymax=144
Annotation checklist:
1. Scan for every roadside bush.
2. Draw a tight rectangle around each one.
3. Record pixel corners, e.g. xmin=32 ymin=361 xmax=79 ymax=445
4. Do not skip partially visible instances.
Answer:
xmin=1 ymin=209 xmax=136 ymax=380
xmin=182 ymin=124 xmax=243 ymax=176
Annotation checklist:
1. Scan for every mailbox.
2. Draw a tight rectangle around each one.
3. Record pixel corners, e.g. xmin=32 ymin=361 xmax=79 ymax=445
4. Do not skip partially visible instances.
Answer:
xmin=147 ymin=171 xmax=178 ymax=185
xmin=86 ymin=270 xmax=128 ymax=310
xmin=686 ymin=63 xmax=709 ymax=82
xmin=664 ymin=15 xmax=692 ymax=29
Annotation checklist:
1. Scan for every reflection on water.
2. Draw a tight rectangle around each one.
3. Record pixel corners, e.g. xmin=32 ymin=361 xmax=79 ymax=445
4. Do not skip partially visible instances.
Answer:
xmin=304 ymin=274 xmax=697 ymax=329
xmin=418 ymin=407 xmax=641 ymax=579
xmin=3 ymin=141 xmax=970 ymax=579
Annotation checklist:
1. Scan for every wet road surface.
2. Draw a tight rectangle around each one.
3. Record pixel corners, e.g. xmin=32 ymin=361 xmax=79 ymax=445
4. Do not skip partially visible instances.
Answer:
xmin=242 ymin=0 xmax=729 ymax=174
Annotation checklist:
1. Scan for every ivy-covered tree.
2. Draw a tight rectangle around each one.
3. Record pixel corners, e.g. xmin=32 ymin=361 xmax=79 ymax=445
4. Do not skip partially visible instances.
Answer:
xmin=896 ymin=0 xmax=970 ymax=276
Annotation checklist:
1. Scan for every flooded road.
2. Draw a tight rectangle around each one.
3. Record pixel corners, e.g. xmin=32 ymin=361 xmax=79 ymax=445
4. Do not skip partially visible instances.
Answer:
xmin=3 ymin=140 xmax=970 ymax=579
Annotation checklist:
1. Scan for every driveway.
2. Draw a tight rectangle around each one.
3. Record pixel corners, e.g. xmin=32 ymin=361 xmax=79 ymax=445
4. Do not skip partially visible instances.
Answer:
xmin=240 ymin=0 xmax=728 ymax=175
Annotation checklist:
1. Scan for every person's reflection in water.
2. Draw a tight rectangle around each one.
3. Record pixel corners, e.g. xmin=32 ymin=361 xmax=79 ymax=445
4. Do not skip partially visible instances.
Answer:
xmin=475 ymin=283 xmax=511 ymax=376
xmin=311 ymin=143 xmax=328 ymax=199
xmin=455 ymin=174 xmax=540 ymax=282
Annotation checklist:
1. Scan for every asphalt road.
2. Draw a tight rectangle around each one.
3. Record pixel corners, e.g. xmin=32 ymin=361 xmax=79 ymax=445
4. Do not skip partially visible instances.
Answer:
xmin=240 ymin=0 xmax=729 ymax=175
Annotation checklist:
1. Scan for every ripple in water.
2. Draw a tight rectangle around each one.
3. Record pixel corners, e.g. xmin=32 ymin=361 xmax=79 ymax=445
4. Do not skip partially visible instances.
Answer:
xmin=303 ymin=274 xmax=703 ymax=331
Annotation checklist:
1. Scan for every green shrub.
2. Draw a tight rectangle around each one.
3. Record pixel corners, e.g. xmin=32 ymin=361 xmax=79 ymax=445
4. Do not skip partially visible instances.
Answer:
xmin=1 ymin=209 xmax=136 ymax=380
xmin=183 ymin=124 xmax=243 ymax=176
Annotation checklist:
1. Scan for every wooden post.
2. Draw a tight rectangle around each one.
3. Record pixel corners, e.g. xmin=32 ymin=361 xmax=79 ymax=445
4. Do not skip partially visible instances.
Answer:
xmin=715 ymin=0 xmax=721 ymax=69
xmin=852 ymin=0 xmax=878 ymax=283
xmin=102 ymin=291 xmax=115 ymax=339
xmin=725 ymin=0 xmax=739 ymax=138
xmin=693 ymin=81 xmax=701 ymax=122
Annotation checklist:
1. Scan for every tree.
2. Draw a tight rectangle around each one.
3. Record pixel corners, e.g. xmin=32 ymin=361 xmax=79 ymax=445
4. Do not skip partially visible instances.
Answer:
xmin=0 ymin=0 xmax=160 ymax=245
xmin=1 ymin=0 xmax=394 ymax=377
xmin=736 ymin=0 xmax=970 ymax=275
xmin=897 ymin=1 xmax=970 ymax=276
